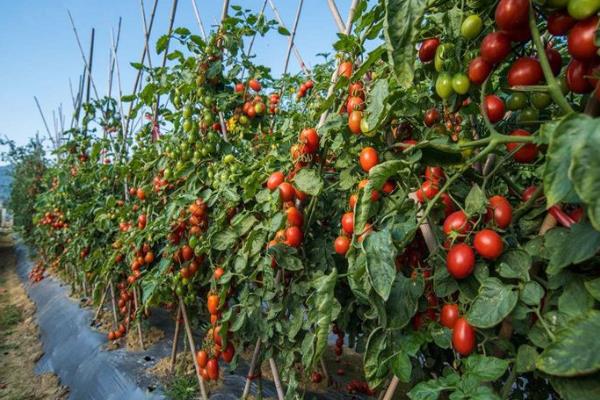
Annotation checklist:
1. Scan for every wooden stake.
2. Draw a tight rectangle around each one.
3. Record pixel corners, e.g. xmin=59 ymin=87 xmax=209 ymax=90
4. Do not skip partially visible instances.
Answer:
xmin=320 ymin=358 xmax=330 ymax=384
xmin=133 ymin=286 xmax=145 ymax=350
xmin=282 ymin=0 xmax=304 ymax=76
xmin=381 ymin=376 xmax=400 ymax=400
xmin=242 ymin=338 xmax=262 ymax=398
xmin=178 ymin=297 xmax=209 ymax=400
xmin=152 ymin=0 xmax=179 ymax=122
xmin=190 ymin=0 xmax=207 ymax=40
xmin=109 ymin=281 xmax=119 ymax=329
xmin=85 ymin=28 xmax=95 ymax=104
xmin=170 ymin=303 xmax=183 ymax=372
xmin=268 ymin=0 xmax=309 ymax=73
xmin=269 ymin=357 xmax=285 ymax=400
xmin=67 ymin=11 xmax=100 ymax=100
xmin=93 ymin=284 xmax=109 ymax=322
xmin=220 ymin=0 xmax=230 ymax=24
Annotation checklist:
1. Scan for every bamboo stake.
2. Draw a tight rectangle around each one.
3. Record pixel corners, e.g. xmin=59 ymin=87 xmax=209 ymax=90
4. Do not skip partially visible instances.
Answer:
xmin=242 ymin=337 xmax=262 ymax=398
xmin=191 ymin=0 xmax=207 ymax=40
xmin=282 ymin=0 xmax=304 ymax=76
xmin=268 ymin=0 xmax=309 ymax=73
xmin=170 ymin=302 xmax=183 ymax=372
xmin=133 ymin=286 xmax=145 ymax=350
xmin=320 ymin=358 xmax=330 ymax=384
xmin=381 ymin=376 xmax=400 ymax=400
xmin=93 ymin=284 xmax=109 ymax=322
xmin=109 ymin=281 xmax=119 ymax=329
xmin=269 ymin=357 xmax=285 ymax=400
xmin=33 ymin=96 xmax=53 ymax=139
xmin=85 ymin=28 xmax=95 ymax=104
xmin=326 ymin=0 xmax=346 ymax=33
xmin=152 ymin=0 xmax=179 ymax=122
xmin=220 ymin=0 xmax=230 ymax=24
xmin=67 ymin=10 xmax=99 ymax=100
xmin=178 ymin=298 xmax=209 ymax=400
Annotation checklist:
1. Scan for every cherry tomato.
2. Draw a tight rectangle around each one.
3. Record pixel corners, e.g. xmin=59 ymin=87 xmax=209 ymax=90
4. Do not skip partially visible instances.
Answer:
xmin=339 ymin=61 xmax=353 ymax=78
xmin=425 ymin=166 xmax=445 ymax=183
xmin=531 ymin=92 xmax=552 ymax=110
xmin=545 ymin=47 xmax=563 ymax=76
xmin=334 ymin=235 xmax=350 ymax=255
xmin=415 ymin=180 xmax=439 ymax=203
xmin=358 ymin=179 xmax=380 ymax=202
xmin=348 ymin=110 xmax=363 ymax=134
xmin=419 ymin=38 xmax=440 ymax=62
xmin=286 ymin=206 xmax=304 ymax=227
xmin=436 ymin=73 xmax=454 ymax=99
xmin=468 ymin=57 xmax=492 ymax=85
xmin=452 ymin=73 xmax=471 ymax=95
xmin=483 ymin=95 xmax=505 ymax=123
xmin=568 ymin=0 xmax=600 ymax=20
xmin=346 ymin=96 xmax=365 ymax=113
xmin=547 ymin=11 xmax=576 ymax=36
xmin=382 ymin=180 xmax=396 ymax=194
xmin=461 ymin=15 xmax=483 ymax=39
xmin=434 ymin=44 xmax=452 ymax=72
xmin=566 ymin=59 xmax=593 ymax=93
xmin=299 ymin=128 xmax=319 ymax=153
xmin=473 ymin=229 xmax=504 ymax=259
xmin=507 ymin=57 xmax=543 ymax=86
xmin=487 ymin=195 xmax=513 ymax=229
xmin=267 ymin=171 xmax=284 ymax=191
xmin=568 ymin=17 xmax=599 ymax=60
xmin=359 ymin=147 xmax=379 ymax=172
xmin=285 ymin=226 xmax=303 ymax=247
xmin=341 ymin=212 xmax=354 ymax=235
xmin=506 ymin=92 xmax=527 ymax=110
xmin=248 ymin=79 xmax=261 ymax=92
xmin=207 ymin=293 xmax=219 ymax=315
xmin=443 ymin=211 xmax=471 ymax=236
xmin=206 ymin=358 xmax=219 ymax=380
xmin=446 ymin=243 xmax=475 ymax=279
xmin=278 ymin=182 xmax=295 ymax=202
xmin=440 ymin=304 xmax=460 ymax=329
xmin=452 ymin=318 xmax=476 ymax=356
xmin=517 ymin=107 xmax=539 ymax=124
xmin=222 ymin=343 xmax=235 ymax=363
xmin=480 ymin=32 xmax=511 ymax=64
xmin=506 ymin=129 xmax=538 ymax=163
xmin=521 ymin=185 xmax=538 ymax=202
xmin=424 ymin=108 xmax=441 ymax=127
xmin=495 ymin=0 xmax=529 ymax=31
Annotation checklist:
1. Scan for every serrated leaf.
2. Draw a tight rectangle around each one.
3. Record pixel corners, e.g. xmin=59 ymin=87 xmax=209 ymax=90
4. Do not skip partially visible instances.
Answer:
xmin=467 ymin=278 xmax=518 ymax=328
xmin=465 ymin=184 xmax=486 ymax=216
xmin=293 ymin=168 xmax=323 ymax=196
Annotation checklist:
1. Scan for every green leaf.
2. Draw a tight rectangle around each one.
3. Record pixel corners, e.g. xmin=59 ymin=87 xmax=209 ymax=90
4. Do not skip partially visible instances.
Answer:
xmin=546 ymin=223 xmax=600 ymax=275
xmin=551 ymin=373 xmax=600 ymax=400
xmin=467 ymin=278 xmax=518 ymax=328
xmin=463 ymin=355 xmax=509 ymax=382
xmin=310 ymin=269 xmax=338 ymax=368
xmin=383 ymin=0 xmax=427 ymax=88
xmin=520 ymin=281 xmax=545 ymax=306
xmin=515 ymin=344 xmax=539 ymax=373
xmin=408 ymin=377 xmax=450 ymax=400
xmin=464 ymin=184 xmax=487 ymax=216
xmin=391 ymin=351 xmax=412 ymax=383
xmin=212 ymin=228 xmax=237 ymax=250
xmin=584 ymin=277 xmax=600 ymax=302
xmin=364 ymin=327 xmax=387 ymax=388
xmin=365 ymin=79 xmax=389 ymax=130
xmin=558 ymin=279 xmax=594 ymax=317
xmin=543 ymin=115 xmax=586 ymax=206
xmin=497 ymin=250 xmax=531 ymax=281
xmin=156 ymin=34 xmax=169 ymax=54
xmin=268 ymin=244 xmax=303 ymax=271
xmin=387 ymin=273 xmax=424 ymax=329
xmin=365 ymin=229 xmax=397 ymax=301
xmin=293 ymin=168 xmax=323 ymax=196
xmin=537 ymin=310 xmax=600 ymax=377
xmin=277 ymin=26 xmax=290 ymax=36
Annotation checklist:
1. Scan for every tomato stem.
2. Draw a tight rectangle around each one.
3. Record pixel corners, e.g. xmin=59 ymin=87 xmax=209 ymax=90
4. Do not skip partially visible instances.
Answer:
xmin=528 ymin=4 xmax=573 ymax=115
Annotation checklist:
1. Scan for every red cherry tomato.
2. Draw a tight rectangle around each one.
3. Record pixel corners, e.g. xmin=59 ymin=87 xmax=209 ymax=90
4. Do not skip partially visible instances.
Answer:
xmin=334 ymin=235 xmax=350 ymax=255
xmin=278 ymin=182 xmax=296 ymax=202
xmin=443 ymin=211 xmax=471 ymax=236
xmin=286 ymin=206 xmax=304 ymax=227
xmin=440 ymin=304 xmax=460 ymax=329
xmin=547 ymin=11 xmax=576 ymax=36
xmin=424 ymin=108 xmax=441 ymax=127
xmin=415 ymin=180 xmax=439 ymax=203
xmin=341 ymin=212 xmax=354 ymax=235
xmin=299 ymin=128 xmax=319 ymax=154
xmin=452 ymin=318 xmax=476 ymax=356
xmin=346 ymin=96 xmax=365 ymax=114
xmin=285 ymin=226 xmax=303 ymax=247
xmin=483 ymin=95 xmax=505 ymax=123
xmin=568 ymin=16 xmax=599 ymax=61
xmin=267 ymin=172 xmax=284 ymax=191
xmin=545 ymin=47 xmax=563 ymax=76
xmin=506 ymin=129 xmax=539 ymax=163
xmin=566 ymin=59 xmax=593 ymax=93
xmin=359 ymin=147 xmax=379 ymax=172
xmin=446 ymin=243 xmax=475 ymax=279
xmin=221 ymin=343 xmax=235 ymax=363
xmin=419 ymin=38 xmax=440 ymax=62
xmin=521 ymin=185 xmax=538 ymax=202
xmin=473 ymin=229 xmax=504 ymax=259
xmin=487 ymin=195 xmax=513 ymax=229
xmin=495 ymin=0 xmax=529 ymax=31
xmin=206 ymin=358 xmax=219 ymax=380
xmin=425 ymin=166 xmax=445 ymax=183
xmin=480 ymin=32 xmax=511 ymax=64
xmin=507 ymin=57 xmax=543 ymax=86
xmin=468 ymin=57 xmax=493 ymax=85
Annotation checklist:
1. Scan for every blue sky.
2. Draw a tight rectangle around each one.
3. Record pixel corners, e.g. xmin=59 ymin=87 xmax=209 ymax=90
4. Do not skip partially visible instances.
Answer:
xmin=0 ymin=0 xmax=354 ymax=150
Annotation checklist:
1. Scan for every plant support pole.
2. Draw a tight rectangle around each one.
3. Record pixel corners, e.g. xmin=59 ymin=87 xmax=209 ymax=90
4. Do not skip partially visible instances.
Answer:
xmin=178 ymin=297 xmax=209 ymax=400
xmin=269 ymin=357 xmax=285 ymax=400
xmin=170 ymin=303 xmax=182 ymax=372
xmin=242 ymin=338 xmax=262 ymax=397
xmin=133 ymin=286 xmax=145 ymax=350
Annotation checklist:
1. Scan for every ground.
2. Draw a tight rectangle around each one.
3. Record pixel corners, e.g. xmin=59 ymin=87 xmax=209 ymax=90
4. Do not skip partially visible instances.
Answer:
xmin=0 ymin=245 xmax=68 ymax=400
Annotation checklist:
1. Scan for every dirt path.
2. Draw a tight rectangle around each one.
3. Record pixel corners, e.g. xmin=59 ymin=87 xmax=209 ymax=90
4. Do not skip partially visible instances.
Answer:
xmin=0 ymin=246 xmax=68 ymax=400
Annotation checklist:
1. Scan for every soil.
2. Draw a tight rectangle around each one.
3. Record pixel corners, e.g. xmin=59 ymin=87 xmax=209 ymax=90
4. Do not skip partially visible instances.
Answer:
xmin=0 ymin=246 xmax=69 ymax=400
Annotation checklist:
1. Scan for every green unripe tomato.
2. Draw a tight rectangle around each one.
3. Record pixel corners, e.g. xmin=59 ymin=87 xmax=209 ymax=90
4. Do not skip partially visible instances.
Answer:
xmin=506 ymin=92 xmax=528 ymax=110
xmin=461 ymin=15 xmax=483 ymax=40
xmin=239 ymin=115 xmax=249 ymax=126
xmin=451 ymin=73 xmax=470 ymax=94
xmin=183 ymin=105 xmax=193 ymax=118
xmin=531 ymin=92 xmax=552 ymax=110
xmin=360 ymin=118 xmax=376 ymax=137
xmin=567 ymin=0 xmax=600 ymax=20
xmin=183 ymin=118 xmax=193 ymax=133
xmin=175 ymin=286 xmax=184 ymax=297
xmin=189 ymin=235 xmax=198 ymax=248
xmin=436 ymin=73 xmax=454 ymax=99
xmin=163 ymin=168 xmax=172 ymax=179
xmin=518 ymin=107 xmax=540 ymax=123
xmin=223 ymin=154 xmax=235 ymax=164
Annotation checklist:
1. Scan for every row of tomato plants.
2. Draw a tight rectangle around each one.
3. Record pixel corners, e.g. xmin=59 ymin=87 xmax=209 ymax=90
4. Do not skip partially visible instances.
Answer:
xmin=12 ymin=0 xmax=600 ymax=399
